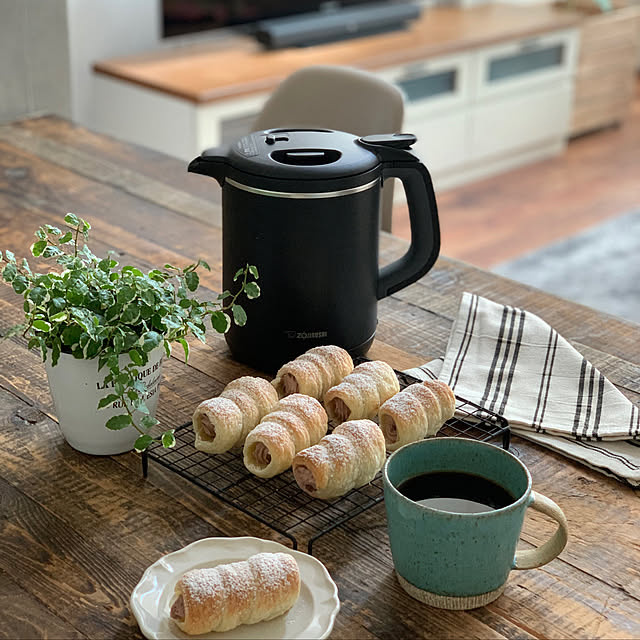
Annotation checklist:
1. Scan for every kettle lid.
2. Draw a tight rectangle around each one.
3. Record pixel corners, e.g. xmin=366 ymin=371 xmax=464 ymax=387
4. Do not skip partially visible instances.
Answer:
xmin=202 ymin=128 xmax=380 ymax=187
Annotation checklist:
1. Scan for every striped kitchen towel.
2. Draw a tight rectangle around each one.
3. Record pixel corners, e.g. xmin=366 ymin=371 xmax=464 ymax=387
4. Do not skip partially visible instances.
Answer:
xmin=406 ymin=292 xmax=640 ymax=486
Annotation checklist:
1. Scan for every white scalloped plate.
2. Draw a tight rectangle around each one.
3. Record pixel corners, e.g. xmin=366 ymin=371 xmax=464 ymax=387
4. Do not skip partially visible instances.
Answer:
xmin=130 ymin=537 xmax=340 ymax=639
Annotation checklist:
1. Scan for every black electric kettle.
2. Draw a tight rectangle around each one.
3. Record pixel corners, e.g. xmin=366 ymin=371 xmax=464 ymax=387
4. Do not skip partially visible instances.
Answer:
xmin=188 ymin=128 xmax=440 ymax=371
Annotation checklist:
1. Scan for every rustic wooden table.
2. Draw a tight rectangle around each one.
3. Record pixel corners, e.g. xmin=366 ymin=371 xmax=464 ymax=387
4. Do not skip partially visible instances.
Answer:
xmin=0 ymin=116 xmax=638 ymax=639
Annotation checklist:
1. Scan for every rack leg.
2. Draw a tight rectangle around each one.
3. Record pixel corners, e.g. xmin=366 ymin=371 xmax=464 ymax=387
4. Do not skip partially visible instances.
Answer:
xmin=142 ymin=451 xmax=149 ymax=478
xmin=502 ymin=429 xmax=511 ymax=451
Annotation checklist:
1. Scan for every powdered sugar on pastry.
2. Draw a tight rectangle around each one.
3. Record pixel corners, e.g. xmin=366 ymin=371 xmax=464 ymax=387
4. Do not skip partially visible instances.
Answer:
xmin=379 ymin=379 xmax=456 ymax=451
xmin=169 ymin=552 xmax=300 ymax=635
xmin=324 ymin=360 xmax=400 ymax=423
xmin=192 ymin=377 xmax=278 ymax=454
xmin=272 ymin=346 xmax=353 ymax=400
xmin=243 ymin=394 xmax=328 ymax=478
xmin=292 ymin=419 xmax=386 ymax=499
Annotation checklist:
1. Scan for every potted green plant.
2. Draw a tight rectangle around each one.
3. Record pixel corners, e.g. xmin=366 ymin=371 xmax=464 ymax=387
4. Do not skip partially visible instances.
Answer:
xmin=0 ymin=213 xmax=259 ymax=455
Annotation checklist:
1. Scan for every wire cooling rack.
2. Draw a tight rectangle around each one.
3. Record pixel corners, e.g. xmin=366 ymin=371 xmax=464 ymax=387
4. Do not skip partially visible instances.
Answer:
xmin=141 ymin=369 xmax=509 ymax=555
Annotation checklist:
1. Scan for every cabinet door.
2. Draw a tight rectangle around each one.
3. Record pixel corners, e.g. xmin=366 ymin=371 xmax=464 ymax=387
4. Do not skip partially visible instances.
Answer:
xmin=408 ymin=111 xmax=468 ymax=175
xmin=475 ymin=29 xmax=577 ymax=99
xmin=379 ymin=52 xmax=472 ymax=117
xmin=470 ymin=82 xmax=572 ymax=161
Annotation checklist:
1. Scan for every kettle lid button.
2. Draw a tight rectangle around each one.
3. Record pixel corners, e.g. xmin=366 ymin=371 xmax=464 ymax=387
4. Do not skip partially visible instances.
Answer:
xmin=360 ymin=133 xmax=416 ymax=149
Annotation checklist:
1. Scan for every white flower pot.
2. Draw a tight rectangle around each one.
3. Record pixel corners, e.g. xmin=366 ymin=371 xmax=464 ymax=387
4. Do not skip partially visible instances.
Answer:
xmin=45 ymin=347 xmax=164 ymax=455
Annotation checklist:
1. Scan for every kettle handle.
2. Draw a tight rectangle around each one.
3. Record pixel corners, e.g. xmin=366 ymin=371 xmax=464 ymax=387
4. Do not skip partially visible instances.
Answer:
xmin=377 ymin=162 xmax=440 ymax=300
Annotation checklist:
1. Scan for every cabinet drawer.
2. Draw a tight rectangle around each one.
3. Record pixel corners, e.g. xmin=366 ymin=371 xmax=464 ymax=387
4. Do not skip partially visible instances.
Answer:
xmin=470 ymin=82 xmax=571 ymax=161
xmin=379 ymin=53 xmax=472 ymax=116
xmin=408 ymin=111 xmax=468 ymax=174
xmin=475 ymin=29 xmax=577 ymax=99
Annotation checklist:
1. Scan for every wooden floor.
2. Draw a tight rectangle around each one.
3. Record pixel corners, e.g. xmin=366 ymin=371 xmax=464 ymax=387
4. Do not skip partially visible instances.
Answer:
xmin=392 ymin=76 xmax=640 ymax=268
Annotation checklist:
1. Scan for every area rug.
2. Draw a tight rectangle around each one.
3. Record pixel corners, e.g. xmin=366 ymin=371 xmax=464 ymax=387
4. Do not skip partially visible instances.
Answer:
xmin=493 ymin=209 xmax=640 ymax=324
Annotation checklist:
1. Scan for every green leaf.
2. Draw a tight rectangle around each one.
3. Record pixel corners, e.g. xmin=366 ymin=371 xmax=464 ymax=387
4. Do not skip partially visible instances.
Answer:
xmin=12 ymin=275 xmax=28 ymax=294
xmin=244 ymin=281 xmax=260 ymax=299
xmin=2 ymin=263 xmax=17 ymax=282
xmin=161 ymin=430 xmax=176 ymax=448
xmin=28 ymin=286 xmax=48 ymax=305
xmin=83 ymin=339 xmax=101 ymax=359
xmin=184 ymin=271 xmax=199 ymax=292
xmin=141 ymin=415 xmax=159 ymax=429
xmin=232 ymin=304 xmax=247 ymax=327
xmin=248 ymin=265 xmax=259 ymax=279
xmin=98 ymin=393 xmax=120 ymax=409
xmin=210 ymin=310 xmax=231 ymax=334
xmin=21 ymin=258 xmax=31 ymax=274
xmin=178 ymin=337 xmax=189 ymax=361
xmin=42 ymin=246 xmax=63 ymax=258
xmin=30 ymin=240 xmax=48 ymax=257
xmin=61 ymin=325 xmax=82 ymax=346
xmin=233 ymin=267 xmax=244 ymax=281
xmin=36 ymin=228 xmax=47 ymax=240
xmin=105 ymin=414 xmax=132 ymax=430
xmin=32 ymin=319 xmax=51 ymax=332
xmin=141 ymin=330 xmax=162 ymax=352
xmin=49 ymin=311 xmax=68 ymax=323
xmin=120 ymin=304 xmax=140 ymax=325
xmin=134 ymin=434 xmax=154 ymax=452
xmin=134 ymin=401 xmax=150 ymax=415
xmin=58 ymin=231 xmax=73 ymax=244
xmin=197 ymin=259 xmax=211 ymax=271
xmin=140 ymin=289 xmax=156 ymax=306
xmin=116 ymin=286 xmax=136 ymax=305
xmin=44 ymin=225 xmax=61 ymax=235
xmin=162 ymin=314 xmax=183 ymax=330
xmin=5 ymin=250 xmax=15 ymax=263
xmin=64 ymin=212 xmax=81 ymax=227
xmin=51 ymin=338 xmax=61 ymax=367
xmin=163 ymin=339 xmax=171 ymax=358
xmin=128 ymin=349 xmax=143 ymax=366
xmin=66 ymin=280 xmax=88 ymax=305
xmin=98 ymin=258 xmax=111 ymax=272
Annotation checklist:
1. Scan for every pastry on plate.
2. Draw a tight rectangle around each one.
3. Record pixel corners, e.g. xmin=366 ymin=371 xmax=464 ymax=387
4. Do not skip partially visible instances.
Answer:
xmin=169 ymin=552 xmax=300 ymax=635
xmin=272 ymin=345 xmax=353 ymax=400
xmin=243 ymin=394 xmax=328 ymax=478
xmin=324 ymin=360 xmax=400 ymax=423
xmin=292 ymin=419 xmax=386 ymax=499
xmin=192 ymin=376 xmax=278 ymax=453
xmin=379 ymin=379 xmax=456 ymax=451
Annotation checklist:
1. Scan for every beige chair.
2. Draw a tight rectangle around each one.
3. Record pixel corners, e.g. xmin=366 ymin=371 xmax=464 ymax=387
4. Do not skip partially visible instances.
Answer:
xmin=253 ymin=65 xmax=404 ymax=232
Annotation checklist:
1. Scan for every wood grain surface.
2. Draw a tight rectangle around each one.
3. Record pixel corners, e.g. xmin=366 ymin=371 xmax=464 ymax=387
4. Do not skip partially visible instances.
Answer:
xmin=0 ymin=117 xmax=638 ymax=639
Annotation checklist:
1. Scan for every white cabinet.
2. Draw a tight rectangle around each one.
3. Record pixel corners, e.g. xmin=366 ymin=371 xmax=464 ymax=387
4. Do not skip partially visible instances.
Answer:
xmin=471 ymin=82 xmax=573 ymax=160
xmin=382 ymin=28 xmax=578 ymax=188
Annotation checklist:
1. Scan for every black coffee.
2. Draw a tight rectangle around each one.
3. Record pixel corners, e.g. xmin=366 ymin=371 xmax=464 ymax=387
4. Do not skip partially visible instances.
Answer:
xmin=397 ymin=471 xmax=516 ymax=513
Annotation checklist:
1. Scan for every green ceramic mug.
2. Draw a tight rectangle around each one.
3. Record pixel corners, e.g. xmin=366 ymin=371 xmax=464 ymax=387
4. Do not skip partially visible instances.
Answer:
xmin=383 ymin=437 xmax=569 ymax=610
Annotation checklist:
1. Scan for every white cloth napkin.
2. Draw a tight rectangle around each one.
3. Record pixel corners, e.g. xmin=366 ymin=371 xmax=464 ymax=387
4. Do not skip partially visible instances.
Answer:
xmin=405 ymin=292 xmax=640 ymax=486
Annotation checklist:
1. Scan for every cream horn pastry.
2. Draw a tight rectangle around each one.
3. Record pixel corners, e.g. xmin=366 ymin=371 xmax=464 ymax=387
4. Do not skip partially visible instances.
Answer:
xmin=292 ymin=419 xmax=386 ymax=499
xmin=324 ymin=360 xmax=400 ymax=423
xmin=192 ymin=376 xmax=278 ymax=453
xmin=379 ymin=379 xmax=456 ymax=451
xmin=244 ymin=394 xmax=328 ymax=478
xmin=169 ymin=552 xmax=300 ymax=635
xmin=272 ymin=345 xmax=353 ymax=400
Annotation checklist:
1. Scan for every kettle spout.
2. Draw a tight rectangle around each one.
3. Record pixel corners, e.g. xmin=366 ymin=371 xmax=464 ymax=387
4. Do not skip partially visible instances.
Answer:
xmin=187 ymin=152 xmax=228 ymax=187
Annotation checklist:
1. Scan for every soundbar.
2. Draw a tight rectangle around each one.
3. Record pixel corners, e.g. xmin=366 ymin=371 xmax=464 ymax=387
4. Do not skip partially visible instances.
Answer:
xmin=254 ymin=2 xmax=421 ymax=49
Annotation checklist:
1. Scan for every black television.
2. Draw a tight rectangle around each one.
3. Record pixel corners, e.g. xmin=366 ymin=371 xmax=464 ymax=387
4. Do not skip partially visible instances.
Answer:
xmin=162 ymin=0 xmax=420 ymax=47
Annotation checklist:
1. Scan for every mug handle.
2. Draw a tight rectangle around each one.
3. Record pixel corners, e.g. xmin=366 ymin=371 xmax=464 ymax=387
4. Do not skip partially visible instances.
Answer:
xmin=514 ymin=491 xmax=569 ymax=570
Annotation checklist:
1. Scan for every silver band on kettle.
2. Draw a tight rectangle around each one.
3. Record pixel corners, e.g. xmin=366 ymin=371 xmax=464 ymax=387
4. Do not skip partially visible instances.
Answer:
xmin=225 ymin=177 xmax=380 ymax=199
